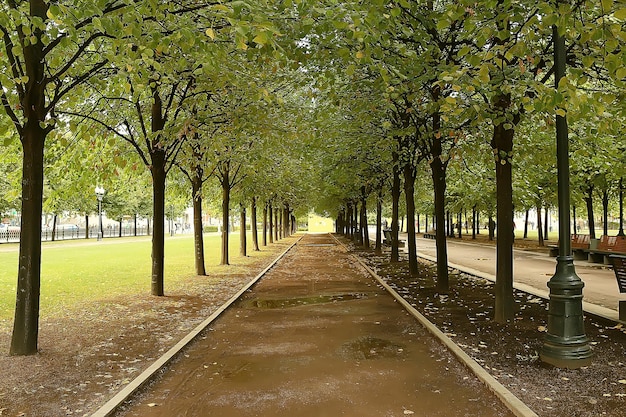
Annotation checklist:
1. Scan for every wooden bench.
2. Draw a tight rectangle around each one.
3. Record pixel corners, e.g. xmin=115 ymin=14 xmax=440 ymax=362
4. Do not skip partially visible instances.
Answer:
xmin=383 ymin=229 xmax=405 ymax=247
xmin=548 ymin=234 xmax=590 ymax=259
xmin=423 ymin=230 xmax=436 ymax=239
xmin=609 ymin=254 xmax=626 ymax=321
xmin=588 ymin=235 xmax=626 ymax=264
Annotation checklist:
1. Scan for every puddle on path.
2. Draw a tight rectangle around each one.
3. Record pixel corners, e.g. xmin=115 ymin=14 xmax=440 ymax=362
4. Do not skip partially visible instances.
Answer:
xmin=250 ymin=292 xmax=368 ymax=309
xmin=114 ymin=234 xmax=516 ymax=417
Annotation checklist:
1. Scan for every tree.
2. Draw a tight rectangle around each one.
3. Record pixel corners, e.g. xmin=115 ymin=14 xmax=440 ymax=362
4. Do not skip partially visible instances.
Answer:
xmin=1 ymin=0 xmax=128 ymax=355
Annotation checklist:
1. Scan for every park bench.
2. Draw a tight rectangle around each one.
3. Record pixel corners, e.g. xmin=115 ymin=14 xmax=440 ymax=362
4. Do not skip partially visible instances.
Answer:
xmin=383 ymin=229 xmax=405 ymax=247
xmin=588 ymin=235 xmax=626 ymax=264
xmin=547 ymin=234 xmax=590 ymax=259
xmin=423 ymin=230 xmax=436 ymax=239
xmin=609 ymin=254 xmax=626 ymax=321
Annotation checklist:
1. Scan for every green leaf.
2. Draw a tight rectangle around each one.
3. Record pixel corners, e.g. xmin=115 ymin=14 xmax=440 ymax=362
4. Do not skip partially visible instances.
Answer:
xmin=615 ymin=8 xmax=626 ymax=20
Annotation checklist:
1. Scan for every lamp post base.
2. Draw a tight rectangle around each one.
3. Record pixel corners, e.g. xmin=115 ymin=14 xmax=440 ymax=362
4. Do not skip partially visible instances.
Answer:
xmin=540 ymin=256 xmax=593 ymax=369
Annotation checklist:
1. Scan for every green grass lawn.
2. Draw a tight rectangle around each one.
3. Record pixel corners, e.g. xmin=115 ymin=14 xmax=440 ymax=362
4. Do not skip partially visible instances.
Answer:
xmin=0 ymin=233 xmax=272 ymax=321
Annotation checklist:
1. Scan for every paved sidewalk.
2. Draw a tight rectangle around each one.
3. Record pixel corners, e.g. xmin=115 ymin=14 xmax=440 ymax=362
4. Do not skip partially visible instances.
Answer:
xmin=116 ymin=234 xmax=516 ymax=417
xmin=404 ymin=235 xmax=621 ymax=321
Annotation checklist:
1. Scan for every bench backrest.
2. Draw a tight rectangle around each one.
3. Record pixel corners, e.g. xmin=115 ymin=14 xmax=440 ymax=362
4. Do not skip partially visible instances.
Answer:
xmin=608 ymin=236 xmax=626 ymax=253
xmin=571 ymin=234 xmax=590 ymax=249
xmin=598 ymin=235 xmax=617 ymax=251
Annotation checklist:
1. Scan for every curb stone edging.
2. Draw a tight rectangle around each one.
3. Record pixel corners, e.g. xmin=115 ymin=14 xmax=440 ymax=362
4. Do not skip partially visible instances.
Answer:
xmin=339 ymin=236 xmax=538 ymax=417
xmin=90 ymin=235 xmax=303 ymax=417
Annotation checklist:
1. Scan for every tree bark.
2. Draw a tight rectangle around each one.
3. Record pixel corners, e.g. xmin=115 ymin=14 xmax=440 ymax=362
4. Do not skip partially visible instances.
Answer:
xmin=404 ymin=164 xmax=418 ymax=276
xmin=240 ymin=203 xmax=246 ymax=257
xmin=274 ymin=209 xmax=279 ymax=241
xmin=220 ymin=165 xmax=230 ymax=265
xmin=192 ymin=175 xmax=206 ymax=275
xmin=537 ymin=205 xmax=544 ymax=246
xmin=375 ymin=189 xmax=383 ymax=254
xmin=360 ymin=188 xmax=369 ymax=248
xmin=492 ymin=120 xmax=515 ymax=323
xmin=619 ymin=178 xmax=625 ymax=237
xmin=391 ymin=152 xmax=401 ymax=263
xmin=543 ymin=206 xmax=550 ymax=240
xmin=431 ymin=153 xmax=449 ymax=292
xmin=268 ymin=202 xmax=274 ymax=244
xmin=472 ymin=206 xmax=477 ymax=239
xmin=51 ymin=214 xmax=58 ymax=242
xmin=263 ymin=203 xmax=268 ymax=246
xmin=524 ymin=209 xmax=529 ymax=239
xmin=585 ymin=185 xmax=595 ymax=239
xmin=85 ymin=215 xmax=90 ymax=239
xmin=10 ymin=125 xmax=46 ymax=355
xmin=251 ymin=197 xmax=259 ymax=251
xmin=150 ymin=150 xmax=167 ymax=295
xmin=602 ymin=189 xmax=609 ymax=237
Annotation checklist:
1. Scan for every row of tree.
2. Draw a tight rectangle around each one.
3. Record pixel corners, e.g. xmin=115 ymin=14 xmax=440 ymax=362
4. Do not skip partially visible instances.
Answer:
xmin=1 ymin=1 xmax=625 ymax=357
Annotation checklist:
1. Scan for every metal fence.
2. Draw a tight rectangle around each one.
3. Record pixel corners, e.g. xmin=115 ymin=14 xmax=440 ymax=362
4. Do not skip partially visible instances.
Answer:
xmin=0 ymin=226 xmax=150 ymax=244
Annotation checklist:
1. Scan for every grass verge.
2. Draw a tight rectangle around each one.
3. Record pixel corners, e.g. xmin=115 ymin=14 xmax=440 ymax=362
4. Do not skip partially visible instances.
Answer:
xmin=0 ymin=233 xmax=272 ymax=324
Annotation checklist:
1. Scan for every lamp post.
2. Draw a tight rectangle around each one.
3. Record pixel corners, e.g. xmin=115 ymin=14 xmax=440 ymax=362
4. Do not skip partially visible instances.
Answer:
xmin=95 ymin=186 xmax=105 ymax=241
xmin=540 ymin=22 xmax=592 ymax=369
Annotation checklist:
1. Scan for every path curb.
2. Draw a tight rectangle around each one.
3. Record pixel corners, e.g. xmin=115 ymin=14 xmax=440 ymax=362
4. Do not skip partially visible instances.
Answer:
xmin=90 ymin=235 xmax=302 ymax=417
xmin=417 ymin=253 xmax=621 ymax=323
xmin=342 ymin=239 xmax=538 ymax=417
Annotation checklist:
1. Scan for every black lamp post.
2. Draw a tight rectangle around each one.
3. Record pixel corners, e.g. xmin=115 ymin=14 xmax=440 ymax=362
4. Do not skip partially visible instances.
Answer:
xmin=540 ymin=23 xmax=593 ymax=368
xmin=95 ymin=186 xmax=105 ymax=241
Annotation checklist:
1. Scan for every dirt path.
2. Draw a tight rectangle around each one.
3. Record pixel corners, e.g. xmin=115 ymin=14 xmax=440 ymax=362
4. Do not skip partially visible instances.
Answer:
xmin=114 ymin=234 xmax=515 ymax=417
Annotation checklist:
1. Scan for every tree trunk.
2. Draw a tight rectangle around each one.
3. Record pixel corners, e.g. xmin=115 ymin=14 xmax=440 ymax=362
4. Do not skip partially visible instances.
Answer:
xmin=263 ymin=203 xmax=268 ymax=246
xmin=118 ymin=218 xmax=122 ymax=238
xmin=51 ymin=214 xmax=58 ymax=242
xmin=602 ymin=189 xmax=609 ymax=236
xmin=268 ymin=202 xmax=274 ymax=244
xmin=252 ymin=197 xmax=259 ymax=251
xmin=85 ymin=215 xmax=90 ymax=239
xmin=283 ymin=204 xmax=290 ymax=238
xmin=543 ymin=207 xmax=550 ymax=240
xmin=458 ymin=211 xmax=462 ymax=238
xmin=10 ymin=126 xmax=46 ymax=355
xmin=134 ymin=214 xmax=137 ymax=237
xmin=192 ymin=175 xmax=206 ymax=275
xmin=573 ymin=205 xmax=577 ymax=235
xmin=150 ymin=151 xmax=167 ymax=295
xmin=488 ymin=215 xmax=495 ymax=240
xmin=220 ymin=167 xmax=230 ymax=265
xmin=278 ymin=206 xmax=283 ymax=239
xmin=360 ymin=188 xmax=369 ymax=248
xmin=404 ymin=164 xmax=418 ymax=276
xmin=537 ymin=205 xmax=544 ymax=246
xmin=353 ymin=201 xmax=361 ymax=244
xmin=431 ymin=154 xmax=449 ymax=292
xmin=524 ymin=209 xmax=529 ymax=239
xmin=585 ymin=185 xmax=595 ymax=239
xmin=472 ymin=206 xmax=477 ymax=239
xmin=375 ymin=189 xmax=383 ymax=254
xmin=492 ymin=121 xmax=515 ymax=323
xmin=274 ymin=209 xmax=279 ymax=241
xmin=619 ymin=178 xmax=625 ymax=237
xmin=240 ymin=203 xmax=247 ymax=257
xmin=391 ymin=152 xmax=401 ymax=263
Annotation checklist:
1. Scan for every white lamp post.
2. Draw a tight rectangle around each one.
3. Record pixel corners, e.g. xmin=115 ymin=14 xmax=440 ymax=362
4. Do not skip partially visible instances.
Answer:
xmin=95 ymin=186 xmax=105 ymax=241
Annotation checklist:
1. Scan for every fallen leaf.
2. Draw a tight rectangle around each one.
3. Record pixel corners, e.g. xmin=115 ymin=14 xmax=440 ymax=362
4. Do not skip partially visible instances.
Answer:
xmin=404 ymin=410 xmax=414 ymax=415
xmin=147 ymin=403 xmax=158 ymax=407
xmin=619 ymin=380 xmax=626 ymax=384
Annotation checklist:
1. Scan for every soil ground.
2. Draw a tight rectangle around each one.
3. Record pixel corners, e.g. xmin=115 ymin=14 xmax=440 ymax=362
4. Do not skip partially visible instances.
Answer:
xmin=349 ymin=235 xmax=626 ymax=417
xmin=0 ymin=233 xmax=624 ymax=417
